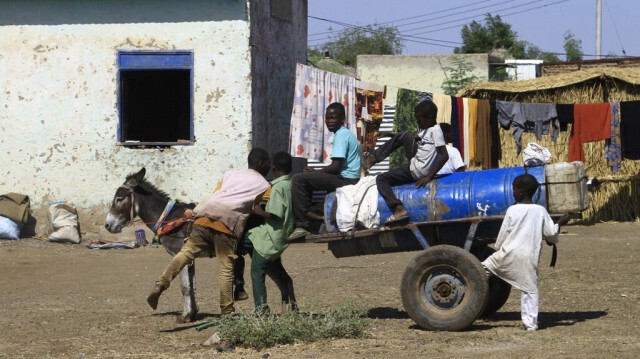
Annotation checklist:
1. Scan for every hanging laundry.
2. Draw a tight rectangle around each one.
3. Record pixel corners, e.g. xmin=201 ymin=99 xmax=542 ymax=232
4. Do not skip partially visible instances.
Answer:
xmin=462 ymin=98 xmax=470 ymax=165
xmin=432 ymin=93 xmax=452 ymax=124
xmin=456 ymin=97 xmax=465 ymax=160
xmin=496 ymin=101 xmax=558 ymax=155
xmin=620 ymin=100 xmax=640 ymax=160
xmin=289 ymin=63 xmax=356 ymax=163
xmin=556 ymin=104 xmax=574 ymax=132
xmin=489 ymin=101 xmax=502 ymax=168
xmin=521 ymin=103 xmax=559 ymax=142
xmin=605 ymin=102 xmax=621 ymax=173
xmin=467 ymin=99 xmax=478 ymax=165
xmin=475 ymin=99 xmax=492 ymax=169
xmin=568 ymin=102 xmax=611 ymax=162
xmin=496 ymin=101 xmax=525 ymax=154
xmin=450 ymin=96 xmax=461 ymax=150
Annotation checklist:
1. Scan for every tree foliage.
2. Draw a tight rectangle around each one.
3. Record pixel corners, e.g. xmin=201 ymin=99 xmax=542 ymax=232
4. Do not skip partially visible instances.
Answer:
xmin=456 ymin=14 xmax=559 ymax=62
xmin=319 ymin=24 xmax=404 ymax=66
xmin=524 ymin=43 xmax=561 ymax=63
xmin=441 ymin=56 xmax=481 ymax=96
xmin=455 ymin=14 xmax=526 ymax=58
xmin=563 ymin=30 xmax=583 ymax=62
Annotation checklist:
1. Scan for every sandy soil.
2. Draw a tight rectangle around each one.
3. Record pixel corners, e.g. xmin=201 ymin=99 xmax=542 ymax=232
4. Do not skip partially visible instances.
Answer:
xmin=0 ymin=222 xmax=639 ymax=358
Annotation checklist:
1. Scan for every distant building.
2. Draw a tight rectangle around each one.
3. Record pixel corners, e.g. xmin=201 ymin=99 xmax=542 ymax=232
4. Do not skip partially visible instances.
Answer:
xmin=505 ymin=59 xmax=544 ymax=80
xmin=541 ymin=57 xmax=640 ymax=76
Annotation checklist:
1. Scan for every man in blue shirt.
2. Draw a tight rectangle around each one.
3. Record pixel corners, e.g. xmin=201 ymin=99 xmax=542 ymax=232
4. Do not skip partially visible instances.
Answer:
xmin=289 ymin=102 xmax=361 ymax=240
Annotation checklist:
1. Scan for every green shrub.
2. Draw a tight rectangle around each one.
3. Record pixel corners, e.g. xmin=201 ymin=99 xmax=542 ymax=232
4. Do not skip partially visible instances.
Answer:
xmin=214 ymin=302 xmax=370 ymax=350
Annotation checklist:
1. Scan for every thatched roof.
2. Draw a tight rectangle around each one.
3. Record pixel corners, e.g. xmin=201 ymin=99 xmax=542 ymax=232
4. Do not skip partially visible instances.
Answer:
xmin=460 ymin=67 xmax=640 ymax=97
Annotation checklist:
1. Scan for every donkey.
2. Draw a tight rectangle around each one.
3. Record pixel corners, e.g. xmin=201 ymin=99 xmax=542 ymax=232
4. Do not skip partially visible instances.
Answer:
xmin=104 ymin=168 xmax=199 ymax=323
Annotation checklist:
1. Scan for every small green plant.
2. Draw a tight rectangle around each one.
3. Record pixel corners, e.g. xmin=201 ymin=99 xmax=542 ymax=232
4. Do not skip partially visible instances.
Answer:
xmin=441 ymin=56 xmax=481 ymax=96
xmin=214 ymin=302 xmax=371 ymax=350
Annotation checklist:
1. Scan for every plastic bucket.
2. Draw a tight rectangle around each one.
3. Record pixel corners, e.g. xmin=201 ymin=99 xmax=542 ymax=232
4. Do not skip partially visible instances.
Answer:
xmin=135 ymin=229 xmax=147 ymax=246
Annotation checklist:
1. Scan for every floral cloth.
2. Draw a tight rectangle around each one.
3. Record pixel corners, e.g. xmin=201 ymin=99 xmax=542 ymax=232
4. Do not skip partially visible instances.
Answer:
xmin=289 ymin=64 xmax=356 ymax=163
xmin=355 ymin=81 xmax=385 ymax=153
xmin=605 ymin=102 xmax=621 ymax=173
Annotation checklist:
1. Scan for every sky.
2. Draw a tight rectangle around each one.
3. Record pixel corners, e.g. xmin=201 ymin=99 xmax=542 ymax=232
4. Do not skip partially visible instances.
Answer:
xmin=307 ymin=0 xmax=639 ymax=60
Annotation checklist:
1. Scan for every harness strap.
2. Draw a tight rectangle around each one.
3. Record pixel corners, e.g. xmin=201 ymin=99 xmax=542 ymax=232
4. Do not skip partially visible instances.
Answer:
xmin=153 ymin=199 xmax=176 ymax=232
xmin=130 ymin=190 xmax=136 ymax=221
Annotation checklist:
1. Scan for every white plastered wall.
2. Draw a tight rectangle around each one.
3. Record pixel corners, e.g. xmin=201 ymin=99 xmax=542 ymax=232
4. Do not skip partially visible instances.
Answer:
xmin=0 ymin=19 xmax=253 ymax=234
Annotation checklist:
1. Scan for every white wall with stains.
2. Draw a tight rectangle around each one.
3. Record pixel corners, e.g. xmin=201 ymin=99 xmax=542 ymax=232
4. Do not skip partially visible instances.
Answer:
xmin=0 ymin=0 xmax=257 ymax=234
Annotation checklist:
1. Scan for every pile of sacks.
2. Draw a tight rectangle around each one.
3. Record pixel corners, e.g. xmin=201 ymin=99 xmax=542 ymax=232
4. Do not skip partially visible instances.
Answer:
xmin=0 ymin=193 xmax=80 ymax=243
xmin=0 ymin=193 xmax=31 ymax=240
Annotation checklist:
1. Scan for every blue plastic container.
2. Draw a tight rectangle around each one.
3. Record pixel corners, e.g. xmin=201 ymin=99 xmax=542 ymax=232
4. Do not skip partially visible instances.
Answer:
xmin=324 ymin=165 xmax=546 ymax=230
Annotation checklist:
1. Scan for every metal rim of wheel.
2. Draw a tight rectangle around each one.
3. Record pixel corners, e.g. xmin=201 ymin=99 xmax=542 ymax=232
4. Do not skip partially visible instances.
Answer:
xmin=420 ymin=265 xmax=467 ymax=310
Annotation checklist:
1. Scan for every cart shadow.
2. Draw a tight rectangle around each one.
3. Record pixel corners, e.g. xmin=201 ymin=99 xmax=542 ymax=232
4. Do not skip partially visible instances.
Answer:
xmin=480 ymin=310 xmax=608 ymax=330
xmin=367 ymin=307 xmax=411 ymax=320
xmin=368 ymin=307 xmax=607 ymax=331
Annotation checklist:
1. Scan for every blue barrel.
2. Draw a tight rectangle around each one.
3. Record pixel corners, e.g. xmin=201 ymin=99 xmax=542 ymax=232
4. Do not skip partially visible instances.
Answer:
xmin=324 ymin=165 xmax=546 ymax=230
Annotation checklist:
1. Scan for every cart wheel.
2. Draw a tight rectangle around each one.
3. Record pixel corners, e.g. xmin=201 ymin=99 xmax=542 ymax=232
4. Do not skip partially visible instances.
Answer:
xmin=401 ymin=245 xmax=488 ymax=331
xmin=470 ymin=246 xmax=512 ymax=317
xmin=482 ymin=274 xmax=512 ymax=317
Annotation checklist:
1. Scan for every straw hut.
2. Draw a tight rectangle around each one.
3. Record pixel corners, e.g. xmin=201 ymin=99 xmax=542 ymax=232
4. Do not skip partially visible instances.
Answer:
xmin=460 ymin=67 xmax=640 ymax=222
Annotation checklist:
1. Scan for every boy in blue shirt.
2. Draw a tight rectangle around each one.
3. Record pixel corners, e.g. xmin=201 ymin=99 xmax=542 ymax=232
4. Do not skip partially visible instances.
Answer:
xmin=289 ymin=102 xmax=361 ymax=240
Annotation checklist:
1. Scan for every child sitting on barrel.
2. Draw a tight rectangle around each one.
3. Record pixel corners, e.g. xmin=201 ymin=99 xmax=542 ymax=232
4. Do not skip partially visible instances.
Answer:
xmin=365 ymin=99 xmax=448 ymax=226
xmin=482 ymin=174 xmax=571 ymax=331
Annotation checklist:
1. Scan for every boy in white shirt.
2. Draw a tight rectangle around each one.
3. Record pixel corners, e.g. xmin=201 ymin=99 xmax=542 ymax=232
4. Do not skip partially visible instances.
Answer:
xmin=436 ymin=123 xmax=465 ymax=175
xmin=365 ymin=100 xmax=448 ymax=226
xmin=482 ymin=174 xmax=571 ymax=331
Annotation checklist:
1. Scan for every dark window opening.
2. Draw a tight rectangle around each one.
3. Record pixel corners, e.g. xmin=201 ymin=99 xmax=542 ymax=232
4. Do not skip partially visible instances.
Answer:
xmin=120 ymin=70 xmax=190 ymax=143
xmin=117 ymin=51 xmax=193 ymax=146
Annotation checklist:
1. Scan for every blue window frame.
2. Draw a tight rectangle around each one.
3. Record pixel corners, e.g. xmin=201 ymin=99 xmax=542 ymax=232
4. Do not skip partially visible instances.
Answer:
xmin=117 ymin=51 xmax=194 ymax=146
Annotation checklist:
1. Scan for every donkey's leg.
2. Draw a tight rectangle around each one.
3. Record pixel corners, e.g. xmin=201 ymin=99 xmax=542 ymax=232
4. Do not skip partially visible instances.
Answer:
xmin=176 ymin=263 xmax=198 ymax=323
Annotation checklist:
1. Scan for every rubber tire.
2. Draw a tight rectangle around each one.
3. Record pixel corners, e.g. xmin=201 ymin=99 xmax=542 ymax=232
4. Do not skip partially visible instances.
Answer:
xmin=471 ymin=246 xmax=512 ymax=317
xmin=482 ymin=274 xmax=512 ymax=317
xmin=401 ymin=245 xmax=489 ymax=331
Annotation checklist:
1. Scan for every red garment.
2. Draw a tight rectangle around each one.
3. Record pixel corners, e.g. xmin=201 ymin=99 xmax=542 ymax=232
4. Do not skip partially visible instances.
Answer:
xmin=568 ymin=103 xmax=612 ymax=162
xmin=457 ymin=96 xmax=464 ymax=159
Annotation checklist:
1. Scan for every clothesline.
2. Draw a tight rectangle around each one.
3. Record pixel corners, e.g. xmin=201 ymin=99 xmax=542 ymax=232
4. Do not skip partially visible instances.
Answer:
xmin=289 ymin=63 xmax=640 ymax=174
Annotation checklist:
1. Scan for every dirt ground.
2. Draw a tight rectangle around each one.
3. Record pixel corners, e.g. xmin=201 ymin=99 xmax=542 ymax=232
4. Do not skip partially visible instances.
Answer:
xmin=1 ymin=221 xmax=639 ymax=359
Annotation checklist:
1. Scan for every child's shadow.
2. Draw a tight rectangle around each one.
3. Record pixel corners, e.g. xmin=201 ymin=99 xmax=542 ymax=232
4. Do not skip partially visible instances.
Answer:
xmin=484 ymin=310 xmax=608 ymax=330
xmin=153 ymin=311 xmax=220 ymax=333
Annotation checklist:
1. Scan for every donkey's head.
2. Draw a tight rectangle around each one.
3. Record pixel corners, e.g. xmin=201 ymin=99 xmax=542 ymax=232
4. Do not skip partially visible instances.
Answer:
xmin=104 ymin=168 xmax=146 ymax=233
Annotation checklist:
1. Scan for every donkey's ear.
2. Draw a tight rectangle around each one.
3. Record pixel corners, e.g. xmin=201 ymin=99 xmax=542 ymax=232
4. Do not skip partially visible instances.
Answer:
xmin=126 ymin=168 xmax=146 ymax=188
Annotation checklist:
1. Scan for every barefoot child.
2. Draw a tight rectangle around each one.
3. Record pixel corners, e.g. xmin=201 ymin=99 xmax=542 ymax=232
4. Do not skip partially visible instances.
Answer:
xmin=482 ymin=174 xmax=571 ymax=331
